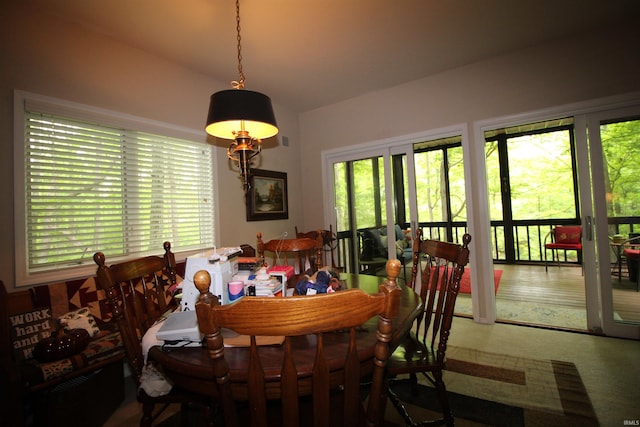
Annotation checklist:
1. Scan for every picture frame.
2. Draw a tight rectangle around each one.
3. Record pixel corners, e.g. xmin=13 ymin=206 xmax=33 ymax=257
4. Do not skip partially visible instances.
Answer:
xmin=246 ymin=169 xmax=289 ymax=221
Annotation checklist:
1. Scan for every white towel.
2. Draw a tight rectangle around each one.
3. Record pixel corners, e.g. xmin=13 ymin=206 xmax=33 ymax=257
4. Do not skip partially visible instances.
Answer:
xmin=139 ymin=362 xmax=173 ymax=397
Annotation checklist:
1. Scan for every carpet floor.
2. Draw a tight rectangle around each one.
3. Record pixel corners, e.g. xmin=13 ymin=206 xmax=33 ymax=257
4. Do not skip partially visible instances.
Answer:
xmin=109 ymin=346 xmax=600 ymax=427
xmin=105 ymin=318 xmax=640 ymax=427
xmin=383 ymin=345 xmax=597 ymax=426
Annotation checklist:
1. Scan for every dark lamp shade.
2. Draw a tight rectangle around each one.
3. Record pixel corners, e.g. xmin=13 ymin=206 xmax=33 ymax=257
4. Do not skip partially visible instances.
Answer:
xmin=205 ymin=89 xmax=278 ymax=140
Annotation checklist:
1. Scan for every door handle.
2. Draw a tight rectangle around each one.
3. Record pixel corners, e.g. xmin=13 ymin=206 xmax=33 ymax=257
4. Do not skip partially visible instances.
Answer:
xmin=585 ymin=216 xmax=593 ymax=241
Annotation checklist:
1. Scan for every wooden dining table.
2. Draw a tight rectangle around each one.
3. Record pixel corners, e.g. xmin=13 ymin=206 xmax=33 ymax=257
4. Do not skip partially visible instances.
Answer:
xmin=148 ymin=273 xmax=421 ymax=399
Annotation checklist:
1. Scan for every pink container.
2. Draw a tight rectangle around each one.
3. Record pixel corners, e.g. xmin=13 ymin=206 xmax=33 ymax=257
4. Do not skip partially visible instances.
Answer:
xmin=228 ymin=281 xmax=245 ymax=302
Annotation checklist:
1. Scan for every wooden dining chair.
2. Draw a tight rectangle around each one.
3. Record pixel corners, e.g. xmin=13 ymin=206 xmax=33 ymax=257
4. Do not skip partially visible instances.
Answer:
xmin=257 ymin=231 xmax=323 ymax=290
xmin=295 ymin=224 xmax=344 ymax=272
xmin=385 ymin=229 xmax=471 ymax=427
xmin=94 ymin=242 xmax=212 ymax=427
xmin=193 ymin=259 xmax=403 ymax=427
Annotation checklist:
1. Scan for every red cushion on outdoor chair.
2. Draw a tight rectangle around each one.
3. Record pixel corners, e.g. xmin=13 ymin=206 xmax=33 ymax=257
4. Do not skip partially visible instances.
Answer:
xmin=623 ymin=248 xmax=640 ymax=259
xmin=545 ymin=226 xmax=582 ymax=250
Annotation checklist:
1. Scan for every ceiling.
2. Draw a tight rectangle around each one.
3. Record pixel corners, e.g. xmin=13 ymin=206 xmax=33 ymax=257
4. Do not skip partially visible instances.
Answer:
xmin=34 ymin=0 xmax=640 ymax=113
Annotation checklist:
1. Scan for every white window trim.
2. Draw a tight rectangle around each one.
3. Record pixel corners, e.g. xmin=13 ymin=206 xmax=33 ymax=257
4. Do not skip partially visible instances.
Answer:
xmin=13 ymin=90 xmax=218 ymax=287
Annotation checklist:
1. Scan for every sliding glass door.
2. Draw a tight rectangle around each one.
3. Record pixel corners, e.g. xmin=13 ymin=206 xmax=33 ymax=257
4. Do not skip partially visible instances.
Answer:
xmin=485 ymin=121 xmax=580 ymax=264
xmin=413 ymin=137 xmax=467 ymax=242
xmin=325 ymin=98 xmax=639 ymax=337
xmin=327 ymin=134 xmax=467 ymax=281
xmin=329 ymin=142 xmax=419 ymax=278
xmin=333 ymin=155 xmax=390 ymax=274
xmin=585 ymin=108 xmax=640 ymax=338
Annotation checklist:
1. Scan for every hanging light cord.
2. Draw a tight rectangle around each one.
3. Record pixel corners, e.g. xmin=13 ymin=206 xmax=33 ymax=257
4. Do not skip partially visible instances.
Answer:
xmin=231 ymin=0 xmax=245 ymax=89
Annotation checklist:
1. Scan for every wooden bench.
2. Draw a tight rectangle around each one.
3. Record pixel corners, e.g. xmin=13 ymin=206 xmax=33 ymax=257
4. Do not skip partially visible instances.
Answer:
xmin=1 ymin=279 xmax=125 ymax=427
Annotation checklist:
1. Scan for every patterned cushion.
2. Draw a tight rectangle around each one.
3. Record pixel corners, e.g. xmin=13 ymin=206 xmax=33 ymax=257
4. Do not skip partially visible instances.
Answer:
xmin=58 ymin=307 xmax=101 ymax=337
xmin=20 ymin=261 xmax=187 ymax=386
xmin=31 ymin=277 xmax=113 ymax=329
xmin=30 ymin=272 xmax=183 ymax=329
xmin=554 ymin=226 xmax=582 ymax=244
xmin=9 ymin=308 xmax=54 ymax=362
xmin=22 ymin=326 xmax=124 ymax=385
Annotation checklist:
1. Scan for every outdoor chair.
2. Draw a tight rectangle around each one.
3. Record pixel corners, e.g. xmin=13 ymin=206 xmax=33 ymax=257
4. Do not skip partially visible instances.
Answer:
xmin=544 ymin=225 xmax=582 ymax=272
xmin=193 ymin=261 xmax=402 ymax=426
xmin=385 ymin=229 xmax=471 ymax=427
xmin=358 ymin=224 xmax=412 ymax=282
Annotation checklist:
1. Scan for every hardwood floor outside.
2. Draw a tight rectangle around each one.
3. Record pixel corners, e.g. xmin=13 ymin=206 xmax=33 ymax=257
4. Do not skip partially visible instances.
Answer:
xmin=396 ymin=262 xmax=640 ymax=332
xmin=470 ymin=263 xmax=640 ymax=331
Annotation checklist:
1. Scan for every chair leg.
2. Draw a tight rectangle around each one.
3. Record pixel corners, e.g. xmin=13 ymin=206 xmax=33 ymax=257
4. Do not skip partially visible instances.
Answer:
xmin=141 ymin=403 xmax=154 ymax=427
xmin=433 ymin=370 xmax=454 ymax=427
xmin=180 ymin=402 xmax=190 ymax=426
xmin=544 ymin=248 xmax=549 ymax=272
xmin=386 ymin=382 xmax=419 ymax=427
xmin=410 ymin=372 xmax=419 ymax=395
xmin=387 ymin=374 xmax=453 ymax=427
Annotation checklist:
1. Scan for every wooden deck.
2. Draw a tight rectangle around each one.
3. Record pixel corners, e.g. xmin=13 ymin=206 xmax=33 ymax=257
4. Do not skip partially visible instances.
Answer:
xmin=495 ymin=263 xmax=640 ymax=323
xmin=393 ymin=262 xmax=640 ymax=332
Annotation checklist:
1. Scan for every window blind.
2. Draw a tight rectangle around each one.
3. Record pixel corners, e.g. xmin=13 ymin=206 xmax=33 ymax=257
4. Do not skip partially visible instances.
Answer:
xmin=23 ymin=110 xmax=215 ymax=274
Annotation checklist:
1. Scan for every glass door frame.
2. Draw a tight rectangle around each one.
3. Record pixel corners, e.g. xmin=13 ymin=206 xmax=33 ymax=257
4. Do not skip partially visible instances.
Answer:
xmin=321 ymin=126 xmax=468 ymax=278
xmin=586 ymin=105 xmax=640 ymax=339
xmin=474 ymin=93 xmax=640 ymax=337
xmin=322 ymin=145 xmax=390 ymax=274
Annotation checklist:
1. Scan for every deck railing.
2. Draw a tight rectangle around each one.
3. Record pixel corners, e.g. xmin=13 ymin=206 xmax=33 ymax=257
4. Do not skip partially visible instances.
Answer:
xmin=333 ymin=218 xmax=640 ymax=273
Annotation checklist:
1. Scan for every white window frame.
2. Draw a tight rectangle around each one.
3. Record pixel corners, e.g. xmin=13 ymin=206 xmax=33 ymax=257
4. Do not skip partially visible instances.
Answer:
xmin=13 ymin=90 xmax=217 ymax=287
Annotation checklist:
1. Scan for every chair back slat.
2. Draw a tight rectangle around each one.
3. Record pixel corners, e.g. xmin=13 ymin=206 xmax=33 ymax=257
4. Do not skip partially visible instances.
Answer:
xmin=312 ymin=333 xmax=330 ymax=427
xmin=409 ymin=230 xmax=471 ymax=360
xmin=281 ymin=337 xmax=299 ymax=427
xmin=343 ymin=327 xmax=362 ymax=424
xmin=194 ymin=260 xmax=402 ymax=427
xmin=248 ymin=337 xmax=268 ymax=427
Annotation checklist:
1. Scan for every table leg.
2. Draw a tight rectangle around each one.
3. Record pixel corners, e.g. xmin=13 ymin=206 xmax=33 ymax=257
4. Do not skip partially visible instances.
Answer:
xmin=618 ymin=246 xmax=622 ymax=282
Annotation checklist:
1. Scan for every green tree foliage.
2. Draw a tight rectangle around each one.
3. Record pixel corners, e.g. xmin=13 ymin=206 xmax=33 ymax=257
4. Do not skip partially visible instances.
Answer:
xmin=486 ymin=129 xmax=577 ymax=221
xmin=601 ymin=119 xmax=640 ymax=217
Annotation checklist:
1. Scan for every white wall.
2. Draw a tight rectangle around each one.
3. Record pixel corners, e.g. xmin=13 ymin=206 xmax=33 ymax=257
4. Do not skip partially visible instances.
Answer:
xmin=299 ymin=25 xmax=640 ymax=229
xmin=0 ymin=4 xmax=302 ymax=290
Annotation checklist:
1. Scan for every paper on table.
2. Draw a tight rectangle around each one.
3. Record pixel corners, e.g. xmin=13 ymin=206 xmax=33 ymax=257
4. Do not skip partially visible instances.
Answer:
xmin=221 ymin=328 xmax=285 ymax=347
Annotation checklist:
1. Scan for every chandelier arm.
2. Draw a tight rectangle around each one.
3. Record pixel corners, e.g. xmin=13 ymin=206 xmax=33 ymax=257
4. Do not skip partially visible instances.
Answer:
xmin=227 ymin=141 xmax=240 ymax=161
xmin=246 ymin=143 xmax=262 ymax=160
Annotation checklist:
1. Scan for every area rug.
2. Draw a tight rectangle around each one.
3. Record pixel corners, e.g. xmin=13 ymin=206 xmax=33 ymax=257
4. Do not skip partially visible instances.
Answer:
xmin=454 ymin=296 xmax=588 ymax=331
xmin=158 ymin=345 xmax=598 ymax=427
xmin=385 ymin=345 xmax=598 ymax=427
xmin=429 ymin=267 xmax=501 ymax=294
xmin=458 ymin=269 xmax=502 ymax=294
xmin=400 ymin=266 xmax=501 ymax=295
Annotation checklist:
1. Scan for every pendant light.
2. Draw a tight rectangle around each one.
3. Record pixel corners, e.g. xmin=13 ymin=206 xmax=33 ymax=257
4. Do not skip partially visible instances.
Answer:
xmin=205 ymin=0 xmax=278 ymax=191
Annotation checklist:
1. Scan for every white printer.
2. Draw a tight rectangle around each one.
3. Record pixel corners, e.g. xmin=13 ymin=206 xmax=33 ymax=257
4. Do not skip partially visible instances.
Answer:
xmin=179 ymin=247 xmax=241 ymax=311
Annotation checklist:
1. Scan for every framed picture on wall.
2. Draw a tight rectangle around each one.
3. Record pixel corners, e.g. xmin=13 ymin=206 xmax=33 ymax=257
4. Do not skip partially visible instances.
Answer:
xmin=246 ymin=169 xmax=289 ymax=221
